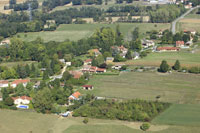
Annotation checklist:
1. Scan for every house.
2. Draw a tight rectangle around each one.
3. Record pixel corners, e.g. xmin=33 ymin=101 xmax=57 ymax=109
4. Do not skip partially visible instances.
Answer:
xmin=176 ymin=41 xmax=185 ymax=47
xmin=156 ymin=47 xmax=180 ymax=52
xmin=190 ymin=30 xmax=196 ymax=35
xmin=112 ymin=64 xmax=124 ymax=70
xmin=111 ymin=45 xmax=128 ymax=58
xmin=66 ymin=62 xmax=71 ymax=66
xmin=84 ymin=59 xmax=92 ymax=65
xmin=106 ymin=57 xmax=114 ymax=64
xmin=59 ymin=59 xmax=65 ymax=64
xmin=89 ymin=49 xmax=101 ymax=57
xmin=133 ymin=52 xmax=140 ymax=60
xmin=0 ymin=80 xmax=9 ymax=88
xmin=90 ymin=66 xmax=98 ymax=73
xmin=12 ymin=96 xmax=32 ymax=105
xmin=11 ymin=79 xmax=30 ymax=88
xmin=0 ymin=39 xmax=10 ymax=45
xmin=184 ymin=3 xmax=192 ymax=9
xmin=69 ymin=71 xmax=83 ymax=79
xmin=82 ymin=85 xmax=93 ymax=90
xmin=96 ymin=68 xmax=106 ymax=73
xmin=68 ymin=91 xmax=81 ymax=104
xmin=142 ymin=39 xmax=155 ymax=48
xmin=82 ymin=65 xmax=92 ymax=73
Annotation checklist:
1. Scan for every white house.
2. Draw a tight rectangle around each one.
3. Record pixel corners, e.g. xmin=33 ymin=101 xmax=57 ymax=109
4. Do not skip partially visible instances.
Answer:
xmin=0 ymin=80 xmax=9 ymax=88
xmin=11 ymin=79 xmax=30 ymax=88
xmin=59 ymin=59 xmax=65 ymax=64
xmin=66 ymin=62 xmax=71 ymax=66
xmin=12 ymin=96 xmax=32 ymax=105
xmin=142 ymin=39 xmax=155 ymax=48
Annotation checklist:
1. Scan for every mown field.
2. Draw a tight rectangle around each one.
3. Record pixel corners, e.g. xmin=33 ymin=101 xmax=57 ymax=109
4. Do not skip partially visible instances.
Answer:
xmin=152 ymin=104 xmax=200 ymax=126
xmin=16 ymin=23 xmax=170 ymax=42
xmin=85 ymin=72 xmax=200 ymax=104
xmin=1 ymin=109 xmax=200 ymax=133
xmin=126 ymin=48 xmax=200 ymax=67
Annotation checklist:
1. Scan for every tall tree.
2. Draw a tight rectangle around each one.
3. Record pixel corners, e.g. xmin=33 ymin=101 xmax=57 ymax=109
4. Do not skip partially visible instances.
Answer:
xmin=132 ymin=27 xmax=139 ymax=41
xmin=159 ymin=60 xmax=169 ymax=73
xmin=173 ymin=60 xmax=181 ymax=70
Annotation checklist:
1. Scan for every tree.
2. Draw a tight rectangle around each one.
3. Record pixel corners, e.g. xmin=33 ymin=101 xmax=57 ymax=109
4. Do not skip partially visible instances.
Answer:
xmin=173 ymin=60 xmax=181 ymax=70
xmin=159 ymin=60 xmax=169 ymax=73
xmin=43 ymin=70 xmax=49 ymax=80
xmin=132 ymin=27 xmax=139 ymax=41
xmin=115 ymin=25 xmax=123 ymax=46
xmin=25 ymin=64 xmax=31 ymax=77
xmin=140 ymin=123 xmax=150 ymax=131
xmin=33 ymin=88 xmax=54 ymax=113
xmin=4 ymin=97 xmax=14 ymax=106
xmin=125 ymin=50 xmax=132 ymax=59
xmin=83 ymin=118 xmax=89 ymax=124
xmin=62 ymin=70 xmax=72 ymax=81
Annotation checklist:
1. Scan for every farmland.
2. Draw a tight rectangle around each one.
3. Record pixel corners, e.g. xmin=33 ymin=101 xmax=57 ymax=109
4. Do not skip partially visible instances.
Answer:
xmin=85 ymin=71 xmax=200 ymax=104
xmin=16 ymin=23 xmax=170 ymax=42
xmin=126 ymin=48 xmax=200 ymax=67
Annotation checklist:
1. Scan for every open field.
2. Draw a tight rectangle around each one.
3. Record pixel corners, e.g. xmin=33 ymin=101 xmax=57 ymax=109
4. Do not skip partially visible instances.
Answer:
xmin=1 ymin=109 xmax=200 ymax=133
xmin=85 ymin=72 xmax=200 ymax=104
xmin=152 ymin=104 xmax=200 ymax=126
xmin=126 ymin=49 xmax=200 ymax=67
xmin=16 ymin=23 xmax=170 ymax=42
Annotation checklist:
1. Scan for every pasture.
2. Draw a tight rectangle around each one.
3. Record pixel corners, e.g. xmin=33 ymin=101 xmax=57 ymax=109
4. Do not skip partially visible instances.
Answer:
xmin=1 ymin=109 xmax=200 ymax=133
xmin=85 ymin=71 xmax=200 ymax=104
xmin=126 ymin=48 xmax=200 ymax=67
xmin=16 ymin=23 xmax=170 ymax=42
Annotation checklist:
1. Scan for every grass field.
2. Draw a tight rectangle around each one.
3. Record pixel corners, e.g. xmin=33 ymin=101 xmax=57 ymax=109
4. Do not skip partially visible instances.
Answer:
xmin=16 ymin=23 xmax=170 ymax=42
xmin=1 ymin=109 xmax=200 ymax=133
xmin=152 ymin=104 xmax=200 ymax=126
xmin=126 ymin=49 xmax=200 ymax=67
xmin=0 ymin=61 xmax=36 ymax=68
xmin=84 ymin=72 xmax=200 ymax=104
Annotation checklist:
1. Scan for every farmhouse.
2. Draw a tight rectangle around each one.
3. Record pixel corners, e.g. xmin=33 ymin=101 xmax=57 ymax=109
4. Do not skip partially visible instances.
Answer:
xmin=156 ymin=47 xmax=180 ymax=52
xmin=81 ymin=65 xmax=106 ymax=73
xmin=11 ymin=79 xmax=30 ymax=88
xmin=12 ymin=96 xmax=32 ymax=105
xmin=176 ymin=41 xmax=184 ymax=47
xmin=111 ymin=45 xmax=128 ymax=58
xmin=84 ymin=59 xmax=92 ymax=65
xmin=0 ymin=80 xmax=9 ymax=88
xmin=82 ymin=85 xmax=93 ymax=90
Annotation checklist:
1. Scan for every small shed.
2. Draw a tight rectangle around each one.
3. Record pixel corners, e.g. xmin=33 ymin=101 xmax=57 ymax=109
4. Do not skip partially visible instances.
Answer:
xmin=82 ymin=85 xmax=93 ymax=90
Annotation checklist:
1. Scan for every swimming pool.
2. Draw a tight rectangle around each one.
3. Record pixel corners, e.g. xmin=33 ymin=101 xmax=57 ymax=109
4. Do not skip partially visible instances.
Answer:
xmin=17 ymin=105 xmax=29 ymax=109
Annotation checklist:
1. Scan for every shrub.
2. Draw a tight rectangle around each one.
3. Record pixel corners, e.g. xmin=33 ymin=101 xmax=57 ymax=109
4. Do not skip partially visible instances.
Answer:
xmin=140 ymin=123 xmax=150 ymax=131
xmin=83 ymin=118 xmax=89 ymax=124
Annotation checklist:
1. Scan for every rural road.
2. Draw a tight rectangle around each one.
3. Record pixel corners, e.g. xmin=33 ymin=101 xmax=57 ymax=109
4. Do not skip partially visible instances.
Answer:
xmin=171 ymin=6 xmax=200 ymax=34
xmin=50 ymin=65 xmax=67 ymax=81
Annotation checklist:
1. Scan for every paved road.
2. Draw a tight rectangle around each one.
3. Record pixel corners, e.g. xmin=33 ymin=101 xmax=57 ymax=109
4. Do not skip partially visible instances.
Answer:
xmin=50 ymin=65 xmax=67 ymax=81
xmin=171 ymin=6 xmax=200 ymax=34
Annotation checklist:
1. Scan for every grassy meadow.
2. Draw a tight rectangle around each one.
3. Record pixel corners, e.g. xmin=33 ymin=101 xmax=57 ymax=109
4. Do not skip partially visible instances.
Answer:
xmin=84 ymin=72 xmax=200 ymax=104
xmin=126 ymin=48 xmax=200 ymax=67
xmin=16 ymin=23 xmax=170 ymax=42
xmin=1 ymin=109 xmax=200 ymax=133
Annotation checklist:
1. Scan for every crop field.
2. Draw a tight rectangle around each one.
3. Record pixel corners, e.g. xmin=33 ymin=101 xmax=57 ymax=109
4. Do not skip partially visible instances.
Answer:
xmin=1 ymin=109 xmax=200 ymax=133
xmin=85 ymin=71 xmax=200 ymax=104
xmin=16 ymin=23 xmax=170 ymax=42
xmin=126 ymin=48 xmax=200 ymax=67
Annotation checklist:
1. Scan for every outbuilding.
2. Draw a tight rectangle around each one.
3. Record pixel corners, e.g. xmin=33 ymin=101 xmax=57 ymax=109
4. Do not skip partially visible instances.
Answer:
xmin=82 ymin=85 xmax=93 ymax=90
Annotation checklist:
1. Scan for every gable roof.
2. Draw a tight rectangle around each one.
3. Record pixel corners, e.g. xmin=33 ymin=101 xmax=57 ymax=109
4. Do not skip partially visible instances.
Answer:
xmin=12 ymin=96 xmax=32 ymax=101
xmin=176 ymin=41 xmax=184 ymax=45
xmin=157 ymin=47 xmax=180 ymax=51
xmin=82 ymin=85 xmax=93 ymax=88
xmin=0 ymin=80 xmax=9 ymax=84
xmin=84 ymin=59 xmax=92 ymax=63
xmin=11 ymin=79 xmax=30 ymax=85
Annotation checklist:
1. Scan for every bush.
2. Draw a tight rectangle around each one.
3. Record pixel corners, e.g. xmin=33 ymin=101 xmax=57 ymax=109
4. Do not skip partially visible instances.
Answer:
xmin=140 ymin=123 xmax=150 ymax=131
xmin=83 ymin=118 xmax=89 ymax=124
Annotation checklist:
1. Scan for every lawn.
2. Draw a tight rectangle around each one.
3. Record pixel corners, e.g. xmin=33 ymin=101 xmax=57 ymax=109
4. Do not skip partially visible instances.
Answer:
xmin=84 ymin=72 xmax=200 ymax=104
xmin=152 ymin=104 xmax=200 ymax=126
xmin=126 ymin=49 xmax=200 ymax=67
xmin=15 ymin=23 xmax=170 ymax=42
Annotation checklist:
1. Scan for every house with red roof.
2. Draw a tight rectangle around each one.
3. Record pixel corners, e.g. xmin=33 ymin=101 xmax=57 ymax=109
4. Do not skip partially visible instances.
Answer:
xmin=84 ymin=59 xmax=92 ymax=65
xmin=0 ymin=80 xmax=9 ymax=88
xmin=176 ymin=41 xmax=184 ymax=47
xmin=82 ymin=85 xmax=93 ymax=90
xmin=12 ymin=96 xmax=32 ymax=105
xmin=11 ymin=79 xmax=30 ymax=88
xmin=156 ymin=47 xmax=180 ymax=52
xmin=68 ymin=91 xmax=81 ymax=105
xmin=81 ymin=65 xmax=106 ymax=73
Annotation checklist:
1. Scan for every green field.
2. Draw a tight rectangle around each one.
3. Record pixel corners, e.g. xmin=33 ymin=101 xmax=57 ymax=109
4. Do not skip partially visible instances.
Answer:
xmin=152 ymin=104 xmax=200 ymax=126
xmin=1 ymin=109 xmax=200 ymax=133
xmin=127 ymin=49 xmax=200 ymax=67
xmin=0 ymin=61 xmax=36 ymax=68
xmin=84 ymin=72 xmax=200 ymax=104
xmin=16 ymin=23 xmax=170 ymax=42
